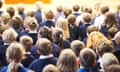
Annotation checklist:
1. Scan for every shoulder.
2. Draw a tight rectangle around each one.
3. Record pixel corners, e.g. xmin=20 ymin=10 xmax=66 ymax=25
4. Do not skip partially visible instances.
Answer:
xmin=1 ymin=66 xmax=8 ymax=72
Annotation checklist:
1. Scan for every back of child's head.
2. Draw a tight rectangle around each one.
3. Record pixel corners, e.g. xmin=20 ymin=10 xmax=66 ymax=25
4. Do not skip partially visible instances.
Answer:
xmin=28 ymin=17 xmax=38 ymax=31
xmin=7 ymin=6 xmax=15 ymax=18
xmin=117 ymin=3 xmax=120 ymax=11
xmin=1 ymin=12 xmax=10 ymax=24
xmin=6 ymin=42 xmax=25 ymax=72
xmin=17 ymin=3 xmax=25 ymax=14
xmin=96 ymin=40 xmax=114 ymax=57
xmin=38 ymin=26 xmax=52 ymax=41
xmin=44 ymin=9 xmax=54 ymax=19
xmin=86 ymin=25 xmax=99 ymax=35
xmin=108 ymin=27 xmax=119 ymax=39
xmin=35 ymin=1 xmax=43 ymax=11
xmin=106 ymin=64 xmax=120 ymax=72
xmin=114 ymin=31 xmax=120 ymax=45
xmin=24 ymin=16 xmax=31 ymax=29
xmin=36 ymin=38 xmax=52 ymax=55
xmin=0 ymin=0 xmax=3 ymax=8
xmin=81 ymin=13 xmax=91 ymax=23
xmin=71 ymin=40 xmax=85 ymax=57
xmin=82 ymin=6 xmax=92 ymax=14
xmin=2 ymin=28 xmax=18 ymax=43
xmin=10 ymin=15 xmax=23 ymax=29
xmin=100 ymin=4 xmax=109 ymax=14
xmin=79 ymin=48 xmax=96 ymax=68
xmin=101 ymin=53 xmax=119 ymax=71
xmin=43 ymin=64 xmax=60 ymax=72
xmin=56 ymin=5 xmax=63 ymax=12
xmin=73 ymin=4 xmax=80 ymax=12
xmin=67 ymin=14 xmax=76 ymax=25
xmin=26 ymin=10 xmax=35 ymax=17
xmin=63 ymin=7 xmax=72 ymax=18
xmin=20 ymin=35 xmax=33 ymax=52
xmin=57 ymin=49 xmax=78 ymax=72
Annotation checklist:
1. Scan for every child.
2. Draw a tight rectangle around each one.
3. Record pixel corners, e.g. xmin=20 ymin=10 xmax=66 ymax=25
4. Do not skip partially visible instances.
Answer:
xmin=63 ymin=7 xmax=72 ymax=18
xmin=43 ymin=64 xmax=60 ymax=72
xmin=20 ymin=36 xmax=35 ymax=67
xmin=72 ymin=4 xmax=80 ymax=17
xmin=106 ymin=64 xmax=120 ymax=72
xmin=6 ymin=6 xmax=15 ymax=18
xmin=29 ymin=38 xmax=57 ymax=72
xmin=78 ymin=48 xmax=96 ymax=72
xmin=57 ymin=49 xmax=78 ymax=72
xmin=1 ymin=42 xmax=30 ymax=72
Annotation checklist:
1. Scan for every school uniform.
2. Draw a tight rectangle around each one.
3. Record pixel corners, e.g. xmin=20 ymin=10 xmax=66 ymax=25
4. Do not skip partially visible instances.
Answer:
xmin=28 ymin=54 xmax=57 ymax=72
xmin=77 ymin=67 xmax=91 ymax=72
xmin=35 ymin=10 xmax=42 ymax=25
xmin=115 ymin=12 xmax=120 ymax=26
xmin=72 ymin=12 xmax=80 ymax=17
xmin=1 ymin=64 xmax=29 ymax=72
xmin=68 ymin=24 xmax=79 ymax=41
xmin=40 ymin=20 xmax=55 ymax=28
xmin=100 ymin=25 xmax=108 ymax=37
xmin=21 ymin=52 xmax=35 ymax=67
xmin=19 ymin=13 xmax=25 ymax=20
xmin=54 ymin=12 xmax=64 ymax=22
xmin=79 ymin=24 xmax=91 ymax=41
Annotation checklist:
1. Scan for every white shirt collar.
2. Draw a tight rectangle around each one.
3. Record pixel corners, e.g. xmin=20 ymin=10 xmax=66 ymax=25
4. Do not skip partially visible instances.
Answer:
xmin=39 ymin=54 xmax=53 ymax=59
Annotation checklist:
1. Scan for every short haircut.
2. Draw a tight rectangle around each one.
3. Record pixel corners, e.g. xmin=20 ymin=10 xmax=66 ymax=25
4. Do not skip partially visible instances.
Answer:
xmin=0 ymin=0 xmax=3 ymax=8
xmin=17 ymin=3 xmax=25 ymax=13
xmin=86 ymin=25 xmax=99 ymax=35
xmin=73 ymin=4 xmax=80 ymax=12
xmin=108 ymin=27 xmax=118 ymax=38
xmin=117 ymin=3 xmax=120 ymax=11
xmin=26 ymin=10 xmax=35 ymax=17
xmin=1 ymin=12 xmax=10 ymax=24
xmin=82 ymin=13 xmax=91 ymax=23
xmin=43 ymin=64 xmax=60 ymax=72
xmin=67 ymin=14 xmax=76 ymax=25
xmin=45 ymin=9 xmax=54 ymax=19
xmin=79 ymin=48 xmax=96 ymax=68
xmin=71 ymin=40 xmax=85 ymax=57
xmin=20 ymin=35 xmax=33 ymax=52
xmin=6 ymin=6 xmax=15 ymax=18
xmin=82 ymin=6 xmax=92 ymax=14
xmin=38 ymin=26 xmax=52 ymax=41
xmin=28 ymin=17 xmax=38 ymax=30
xmin=63 ymin=7 xmax=72 ymax=18
xmin=2 ymin=28 xmax=18 ymax=43
xmin=56 ymin=5 xmax=63 ymax=12
xmin=114 ymin=31 xmax=120 ymax=41
xmin=100 ymin=5 xmax=109 ymax=14
xmin=101 ymin=53 xmax=119 ymax=70
xmin=36 ymin=38 xmax=52 ymax=55
xmin=96 ymin=40 xmax=114 ymax=57
xmin=106 ymin=64 xmax=120 ymax=72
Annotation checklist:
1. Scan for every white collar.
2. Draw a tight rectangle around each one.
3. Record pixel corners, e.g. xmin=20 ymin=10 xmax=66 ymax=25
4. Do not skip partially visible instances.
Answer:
xmin=39 ymin=54 xmax=53 ymax=59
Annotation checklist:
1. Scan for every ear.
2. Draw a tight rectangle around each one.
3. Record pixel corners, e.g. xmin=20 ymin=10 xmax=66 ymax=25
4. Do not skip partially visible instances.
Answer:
xmin=93 ymin=60 xmax=96 ymax=66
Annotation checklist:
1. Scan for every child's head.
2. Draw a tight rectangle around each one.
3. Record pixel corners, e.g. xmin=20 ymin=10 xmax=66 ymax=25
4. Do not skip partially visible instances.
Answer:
xmin=71 ymin=40 xmax=85 ymax=57
xmin=36 ymin=38 xmax=52 ymax=55
xmin=6 ymin=42 xmax=25 ymax=62
xmin=17 ymin=3 xmax=25 ymax=14
xmin=96 ymin=40 xmax=114 ymax=57
xmin=1 ymin=12 xmax=10 ymax=24
xmin=10 ymin=15 xmax=23 ymax=29
xmin=44 ymin=9 xmax=54 ymax=20
xmin=108 ymin=27 xmax=119 ymax=39
xmin=7 ymin=6 xmax=15 ymax=18
xmin=117 ymin=3 xmax=120 ymax=12
xmin=0 ymin=0 xmax=3 ymax=9
xmin=38 ymin=26 xmax=52 ymax=41
xmin=73 ymin=4 xmax=80 ymax=12
xmin=67 ymin=14 xmax=76 ymax=25
xmin=56 ymin=5 xmax=63 ymax=12
xmin=2 ymin=28 xmax=18 ymax=43
xmin=20 ymin=35 xmax=33 ymax=52
xmin=114 ymin=31 xmax=120 ymax=45
xmin=101 ymin=53 xmax=119 ymax=71
xmin=57 ymin=49 xmax=78 ymax=72
xmin=56 ymin=17 xmax=69 ymax=39
xmin=82 ymin=6 xmax=92 ymax=14
xmin=81 ymin=13 xmax=91 ymax=23
xmin=26 ymin=10 xmax=35 ymax=17
xmin=35 ymin=1 xmax=43 ymax=11
xmin=79 ymin=48 xmax=96 ymax=68
xmin=106 ymin=64 xmax=120 ymax=72
xmin=100 ymin=4 xmax=109 ymax=14
xmin=63 ymin=7 xmax=72 ymax=18
xmin=43 ymin=64 xmax=60 ymax=72
xmin=86 ymin=25 xmax=99 ymax=35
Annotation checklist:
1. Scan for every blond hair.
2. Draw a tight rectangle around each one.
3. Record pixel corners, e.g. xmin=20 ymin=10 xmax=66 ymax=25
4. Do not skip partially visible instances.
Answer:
xmin=56 ymin=17 xmax=70 ymax=39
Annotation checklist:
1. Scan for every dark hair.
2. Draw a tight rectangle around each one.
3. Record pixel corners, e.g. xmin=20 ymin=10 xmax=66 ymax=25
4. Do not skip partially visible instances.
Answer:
xmin=36 ymin=38 xmax=52 ymax=55
xmin=7 ymin=7 xmax=15 ymax=18
xmin=83 ymin=6 xmax=92 ymax=14
xmin=73 ymin=4 xmax=80 ymax=12
xmin=108 ymin=27 xmax=119 ymax=39
xmin=82 ymin=13 xmax=91 ymax=23
xmin=96 ymin=40 xmax=114 ymax=57
xmin=39 ymin=26 xmax=52 ymax=41
xmin=100 ymin=5 xmax=109 ymax=14
xmin=67 ymin=15 xmax=76 ymax=25
xmin=63 ymin=7 xmax=72 ymax=18
xmin=0 ymin=0 xmax=3 ymax=8
xmin=87 ymin=25 xmax=99 ymax=34
xmin=57 ymin=5 xmax=63 ymax=12
xmin=45 ymin=9 xmax=54 ymax=19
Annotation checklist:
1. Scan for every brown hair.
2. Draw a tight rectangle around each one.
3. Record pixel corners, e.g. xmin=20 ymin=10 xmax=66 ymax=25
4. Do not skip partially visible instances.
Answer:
xmin=45 ymin=9 xmax=54 ymax=19
xmin=71 ymin=40 xmax=85 ymax=57
xmin=100 ymin=5 xmax=109 ymax=14
xmin=26 ymin=10 xmax=35 ymax=17
xmin=63 ymin=7 xmax=72 ymax=18
xmin=57 ymin=49 xmax=78 ymax=72
xmin=82 ymin=6 xmax=92 ymax=14
xmin=7 ymin=6 xmax=15 ymax=18
xmin=79 ymin=48 xmax=96 ymax=68
xmin=0 ymin=0 xmax=3 ymax=8
xmin=117 ymin=3 xmax=120 ymax=11
xmin=20 ymin=35 xmax=33 ymax=52
xmin=73 ymin=4 xmax=80 ymax=12
xmin=67 ymin=14 xmax=76 ymax=25
xmin=56 ymin=5 xmax=63 ymax=12
xmin=36 ymin=38 xmax=52 ymax=55
xmin=96 ymin=40 xmax=114 ymax=57
xmin=82 ymin=13 xmax=91 ymax=23
xmin=86 ymin=25 xmax=99 ymax=35
xmin=28 ymin=17 xmax=38 ymax=30
xmin=43 ymin=64 xmax=60 ymax=72
xmin=108 ymin=27 xmax=119 ymax=39
xmin=106 ymin=64 xmax=120 ymax=72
